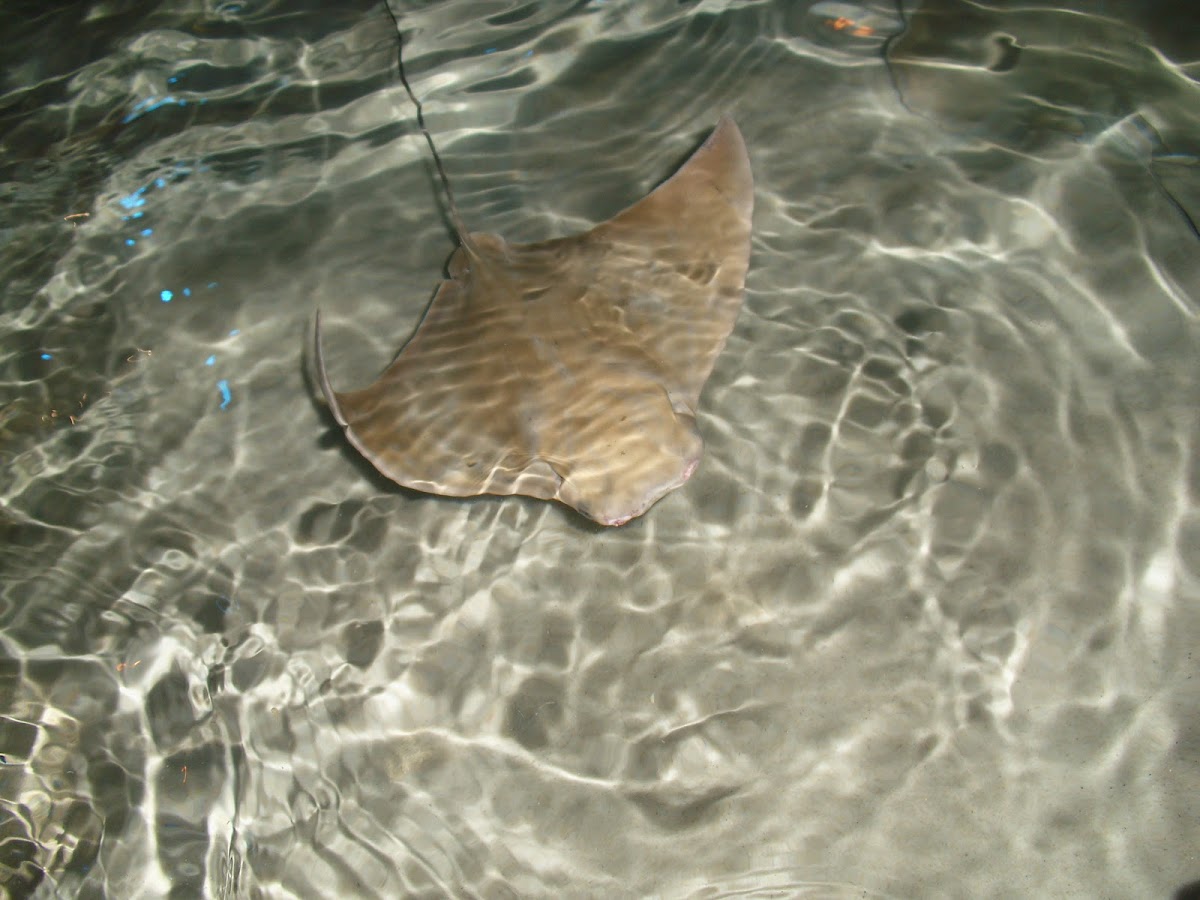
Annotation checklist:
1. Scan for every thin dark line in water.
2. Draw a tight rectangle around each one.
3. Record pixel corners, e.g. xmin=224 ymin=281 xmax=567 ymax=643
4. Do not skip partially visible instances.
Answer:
xmin=1149 ymin=164 xmax=1200 ymax=241
xmin=880 ymin=0 xmax=915 ymax=119
xmin=1130 ymin=115 xmax=1200 ymax=241
xmin=380 ymin=0 xmax=480 ymax=257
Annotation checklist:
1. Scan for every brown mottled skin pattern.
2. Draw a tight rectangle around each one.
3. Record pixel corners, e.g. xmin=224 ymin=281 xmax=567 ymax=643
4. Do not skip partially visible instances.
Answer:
xmin=316 ymin=117 xmax=753 ymax=526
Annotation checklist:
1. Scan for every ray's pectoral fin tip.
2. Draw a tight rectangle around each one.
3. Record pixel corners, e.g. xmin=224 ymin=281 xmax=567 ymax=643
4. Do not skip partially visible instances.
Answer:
xmin=314 ymin=116 xmax=752 ymax=526
xmin=313 ymin=310 xmax=347 ymax=428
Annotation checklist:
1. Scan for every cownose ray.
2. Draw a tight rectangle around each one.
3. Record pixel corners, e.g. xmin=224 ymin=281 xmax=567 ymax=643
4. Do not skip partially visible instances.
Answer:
xmin=315 ymin=116 xmax=753 ymax=526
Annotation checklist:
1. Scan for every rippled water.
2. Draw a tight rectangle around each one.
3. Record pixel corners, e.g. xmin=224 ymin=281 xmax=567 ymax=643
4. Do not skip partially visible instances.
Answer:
xmin=2 ymin=0 xmax=1199 ymax=896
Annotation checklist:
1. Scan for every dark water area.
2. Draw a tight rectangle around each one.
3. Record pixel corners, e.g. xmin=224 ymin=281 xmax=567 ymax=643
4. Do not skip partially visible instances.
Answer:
xmin=1 ymin=1 xmax=1198 ymax=897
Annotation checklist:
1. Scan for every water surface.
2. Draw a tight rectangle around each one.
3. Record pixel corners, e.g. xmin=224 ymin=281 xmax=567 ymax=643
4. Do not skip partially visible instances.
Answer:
xmin=1 ymin=0 xmax=1198 ymax=896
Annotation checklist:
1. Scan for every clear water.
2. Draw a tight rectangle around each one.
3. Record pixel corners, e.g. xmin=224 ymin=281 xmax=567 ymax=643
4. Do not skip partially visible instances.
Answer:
xmin=2 ymin=0 xmax=1198 ymax=897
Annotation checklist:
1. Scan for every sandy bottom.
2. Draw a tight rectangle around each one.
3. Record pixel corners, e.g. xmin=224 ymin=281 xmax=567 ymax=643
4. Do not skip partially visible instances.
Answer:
xmin=1 ymin=0 xmax=1198 ymax=896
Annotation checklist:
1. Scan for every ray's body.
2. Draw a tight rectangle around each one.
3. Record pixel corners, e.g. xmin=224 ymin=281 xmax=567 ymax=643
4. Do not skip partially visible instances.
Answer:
xmin=314 ymin=20 xmax=753 ymax=525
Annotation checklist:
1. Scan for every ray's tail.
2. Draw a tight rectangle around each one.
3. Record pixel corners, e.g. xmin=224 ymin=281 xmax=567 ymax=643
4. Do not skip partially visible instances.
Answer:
xmin=381 ymin=0 xmax=481 ymax=258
